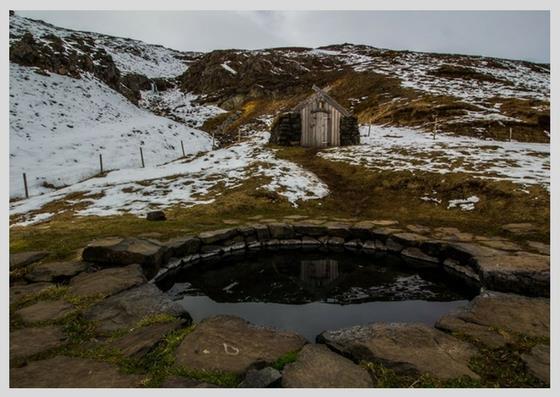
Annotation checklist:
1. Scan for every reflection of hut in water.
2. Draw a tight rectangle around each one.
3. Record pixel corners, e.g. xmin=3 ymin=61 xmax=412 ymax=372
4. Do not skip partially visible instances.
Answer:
xmin=299 ymin=259 xmax=339 ymax=288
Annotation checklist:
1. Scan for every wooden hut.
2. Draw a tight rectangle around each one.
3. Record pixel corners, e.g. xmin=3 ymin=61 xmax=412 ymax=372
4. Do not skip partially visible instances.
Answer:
xmin=293 ymin=86 xmax=351 ymax=147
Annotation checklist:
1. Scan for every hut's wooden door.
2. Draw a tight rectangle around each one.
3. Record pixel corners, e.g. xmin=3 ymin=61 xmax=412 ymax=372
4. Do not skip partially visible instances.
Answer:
xmin=312 ymin=111 xmax=329 ymax=147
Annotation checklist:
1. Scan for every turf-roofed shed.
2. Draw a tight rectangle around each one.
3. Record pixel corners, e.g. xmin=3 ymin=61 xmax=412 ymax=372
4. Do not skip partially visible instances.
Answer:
xmin=270 ymin=86 xmax=360 ymax=148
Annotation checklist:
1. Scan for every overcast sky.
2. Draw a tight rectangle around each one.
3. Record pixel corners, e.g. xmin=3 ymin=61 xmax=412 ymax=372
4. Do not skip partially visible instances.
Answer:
xmin=16 ymin=10 xmax=550 ymax=63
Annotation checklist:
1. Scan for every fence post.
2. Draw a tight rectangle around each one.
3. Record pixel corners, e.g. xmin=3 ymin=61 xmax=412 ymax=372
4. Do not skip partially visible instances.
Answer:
xmin=181 ymin=140 xmax=185 ymax=157
xmin=99 ymin=153 xmax=103 ymax=174
xmin=140 ymin=147 xmax=145 ymax=168
xmin=23 ymin=172 xmax=29 ymax=199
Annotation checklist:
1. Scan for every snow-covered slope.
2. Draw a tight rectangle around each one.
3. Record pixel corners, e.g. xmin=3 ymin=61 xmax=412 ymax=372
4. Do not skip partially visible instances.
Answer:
xmin=9 ymin=64 xmax=212 ymax=199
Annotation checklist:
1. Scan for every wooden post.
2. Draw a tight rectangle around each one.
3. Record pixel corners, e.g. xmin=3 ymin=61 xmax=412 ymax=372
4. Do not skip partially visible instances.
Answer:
xmin=99 ymin=153 xmax=103 ymax=174
xmin=23 ymin=172 xmax=29 ymax=199
xmin=509 ymin=127 xmax=512 ymax=142
xmin=181 ymin=140 xmax=185 ymax=157
xmin=140 ymin=147 xmax=145 ymax=168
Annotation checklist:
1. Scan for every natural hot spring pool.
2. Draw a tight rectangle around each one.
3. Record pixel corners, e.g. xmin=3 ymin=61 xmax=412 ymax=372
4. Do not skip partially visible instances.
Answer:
xmin=157 ymin=250 xmax=479 ymax=341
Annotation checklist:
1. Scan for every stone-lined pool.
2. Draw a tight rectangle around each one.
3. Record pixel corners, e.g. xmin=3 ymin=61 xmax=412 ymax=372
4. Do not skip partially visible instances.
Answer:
xmin=157 ymin=250 xmax=478 ymax=341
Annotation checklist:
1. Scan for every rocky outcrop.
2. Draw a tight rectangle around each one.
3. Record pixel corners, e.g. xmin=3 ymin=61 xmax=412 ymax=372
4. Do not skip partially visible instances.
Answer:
xmin=68 ymin=264 xmax=146 ymax=298
xmin=282 ymin=344 xmax=373 ymax=388
xmin=10 ymin=326 xmax=67 ymax=361
xmin=9 ymin=251 xmax=48 ymax=270
xmin=521 ymin=344 xmax=549 ymax=384
xmin=24 ymin=260 xmax=89 ymax=283
xmin=15 ymin=299 xmax=75 ymax=324
xmin=175 ymin=315 xmax=306 ymax=375
xmin=318 ymin=323 xmax=479 ymax=380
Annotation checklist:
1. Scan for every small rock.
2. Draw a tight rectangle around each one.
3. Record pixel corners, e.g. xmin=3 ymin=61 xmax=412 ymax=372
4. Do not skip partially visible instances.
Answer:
xmin=318 ymin=323 xmax=478 ymax=380
xmin=10 ymin=356 xmax=144 ymax=387
xmin=175 ymin=315 xmax=306 ymax=375
xmin=68 ymin=264 xmax=146 ymax=298
xmin=239 ymin=367 xmax=282 ymax=388
xmin=84 ymin=283 xmax=190 ymax=333
xmin=10 ymin=251 xmax=48 ymax=270
xmin=282 ymin=344 xmax=372 ymax=388
xmin=146 ymin=210 xmax=166 ymax=221
xmin=24 ymin=260 xmax=89 ymax=283
xmin=16 ymin=299 xmax=75 ymax=324
xmin=10 ymin=326 xmax=67 ymax=360
xmin=521 ymin=344 xmax=549 ymax=384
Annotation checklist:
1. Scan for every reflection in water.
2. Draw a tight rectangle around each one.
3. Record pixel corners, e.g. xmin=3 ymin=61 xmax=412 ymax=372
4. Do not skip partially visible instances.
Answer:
xmin=157 ymin=250 xmax=478 ymax=341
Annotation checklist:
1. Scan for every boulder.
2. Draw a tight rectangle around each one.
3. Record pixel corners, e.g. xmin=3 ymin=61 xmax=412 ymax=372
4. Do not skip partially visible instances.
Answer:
xmin=435 ymin=291 xmax=549 ymax=346
xmin=10 ymin=251 xmax=48 ymax=270
xmin=521 ymin=344 xmax=549 ymax=384
xmin=16 ymin=299 xmax=75 ymax=324
xmin=239 ymin=367 xmax=282 ymax=388
xmin=107 ymin=320 xmax=183 ymax=358
xmin=84 ymin=283 xmax=190 ymax=333
xmin=10 ymin=356 xmax=144 ymax=387
xmin=318 ymin=323 xmax=479 ymax=380
xmin=68 ymin=264 xmax=146 ymax=298
xmin=476 ymin=253 xmax=549 ymax=296
xmin=175 ymin=315 xmax=306 ymax=375
xmin=10 ymin=326 xmax=67 ymax=360
xmin=24 ymin=261 xmax=89 ymax=283
xmin=82 ymin=237 xmax=165 ymax=279
xmin=282 ymin=344 xmax=373 ymax=388
xmin=146 ymin=210 xmax=166 ymax=221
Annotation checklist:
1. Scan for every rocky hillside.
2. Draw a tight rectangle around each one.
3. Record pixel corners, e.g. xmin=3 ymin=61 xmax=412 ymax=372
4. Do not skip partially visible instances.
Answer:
xmin=9 ymin=14 xmax=215 ymax=199
xmin=180 ymin=44 xmax=549 ymax=143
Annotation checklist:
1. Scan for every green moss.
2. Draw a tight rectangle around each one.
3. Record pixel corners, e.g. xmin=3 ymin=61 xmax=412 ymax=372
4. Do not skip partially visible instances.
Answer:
xmin=271 ymin=350 xmax=299 ymax=370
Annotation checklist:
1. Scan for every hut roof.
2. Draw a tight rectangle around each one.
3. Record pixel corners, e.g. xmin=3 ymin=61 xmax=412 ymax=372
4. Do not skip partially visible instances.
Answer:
xmin=293 ymin=85 xmax=351 ymax=117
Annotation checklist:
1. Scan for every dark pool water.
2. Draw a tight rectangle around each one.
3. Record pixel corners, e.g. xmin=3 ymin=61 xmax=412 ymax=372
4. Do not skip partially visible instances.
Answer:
xmin=157 ymin=250 xmax=478 ymax=341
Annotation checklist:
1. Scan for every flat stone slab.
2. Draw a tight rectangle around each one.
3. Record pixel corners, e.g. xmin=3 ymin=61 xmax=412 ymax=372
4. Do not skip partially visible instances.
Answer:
xmin=239 ymin=367 xmax=282 ymax=388
xmin=527 ymin=241 xmax=550 ymax=255
xmin=10 ymin=326 xmax=67 ymax=360
xmin=476 ymin=239 xmax=522 ymax=251
xmin=84 ymin=283 xmax=190 ymax=333
xmin=25 ymin=261 xmax=89 ymax=283
xmin=435 ymin=291 xmax=549 ymax=347
xmin=10 ymin=251 xmax=49 ymax=270
xmin=107 ymin=320 xmax=183 ymax=358
xmin=68 ymin=264 xmax=146 ymax=298
xmin=10 ymin=282 xmax=54 ymax=305
xmin=10 ymin=356 xmax=144 ymax=387
xmin=175 ymin=315 xmax=306 ymax=375
xmin=82 ymin=237 xmax=165 ymax=278
xmin=318 ymin=323 xmax=479 ymax=380
xmin=16 ymin=299 xmax=75 ymax=324
xmin=282 ymin=344 xmax=373 ymax=388
xmin=521 ymin=344 xmax=549 ymax=384
xmin=501 ymin=223 xmax=539 ymax=235
xmin=476 ymin=253 xmax=549 ymax=296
